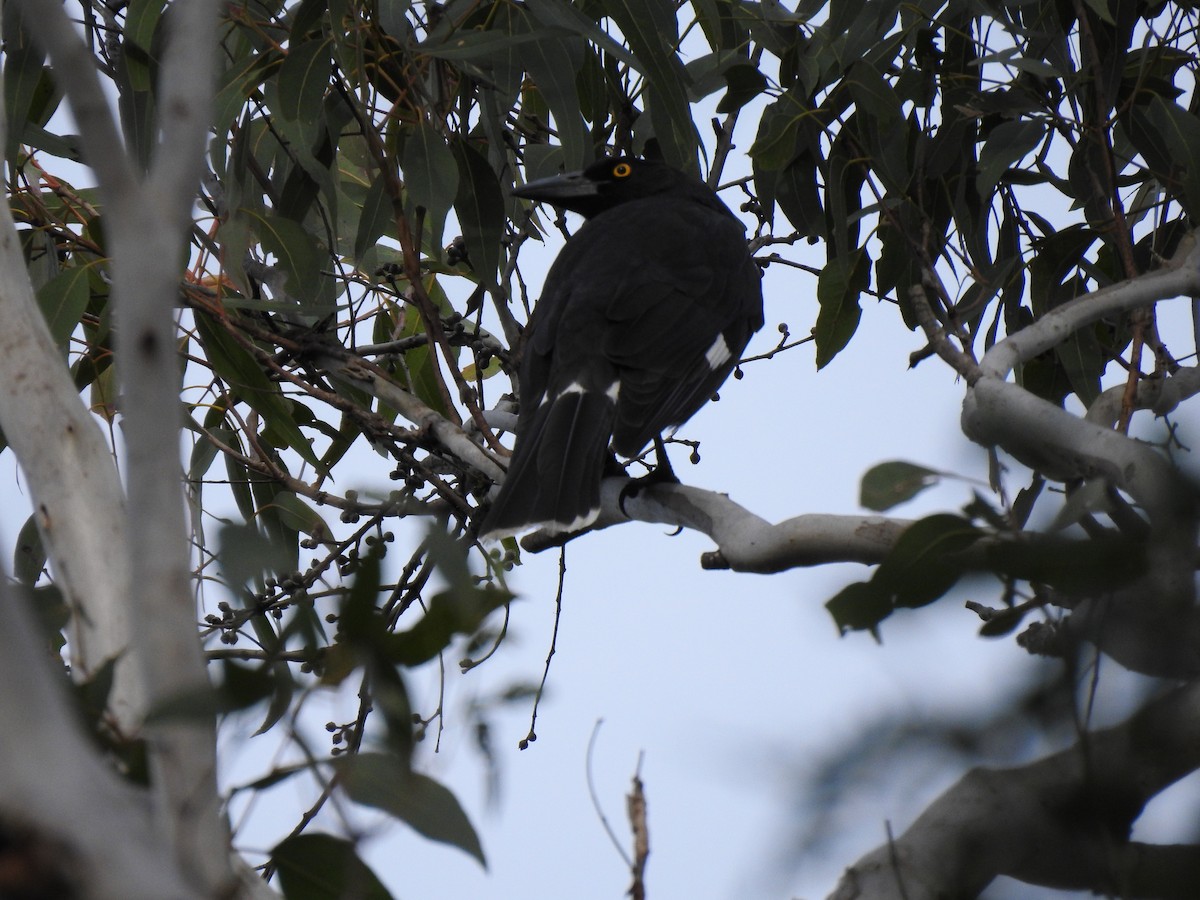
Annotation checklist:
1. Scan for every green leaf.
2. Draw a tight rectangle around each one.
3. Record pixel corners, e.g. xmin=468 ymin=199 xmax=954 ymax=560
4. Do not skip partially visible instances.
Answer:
xmin=451 ymin=139 xmax=505 ymax=288
xmin=977 ymin=120 xmax=1045 ymax=199
xmin=749 ymin=91 xmax=808 ymax=170
xmin=146 ymin=660 xmax=277 ymax=723
xmin=277 ymin=37 xmax=332 ymax=123
xmin=213 ymin=50 xmax=281 ymax=144
xmin=874 ymin=514 xmax=983 ymax=609
xmin=825 ymin=580 xmax=891 ymax=636
xmin=243 ymin=210 xmax=329 ymax=313
xmin=845 ymin=60 xmax=909 ymax=191
xmin=402 ymin=123 xmax=459 ymax=250
xmin=1055 ymin=325 xmax=1104 ymax=407
xmin=418 ymin=27 xmax=547 ymax=62
xmin=860 ymin=461 xmax=940 ymax=512
xmin=1080 ymin=0 xmax=1115 ymax=24
xmin=123 ymin=0 xmax=167 ymax=91
xmin=1131 ymin=97 xmax=1200 ymax=218
xmin=253 ymin=660 xmax=296 ymax=736
xmin=217 ymin=522 xmax=294 ymax=593
xmin=387 ymin=278 xmax=456 ymax=417
xmin=24 ymin=584 xmax=68 ymax=652
xmin=595 ymin=0 xmax=698 ymax=173
xmin=271 ymin=833 xmax=394 ymax=900
xmin=379 ymin=527 xmax=512 ymax=667
xmin=2 ymin=11 xmax=50 ymax=164
xmin=815 ymin=249 xmax=868 ymax=369
xmin=522 ymin=30 xmax=589 ymax=170
xmin=337 ymin=752 xmax=487 ymax=867
xmin=775 ymin=153 xmax=825 ymax=240
xmin=267 ymin=491 xmax=328 ymax=538
xmin=522 ymin=0 xmax=641 ymax=72
xmin=354 ymin=170 xmax=393 ymax=262
xmin=389 ymin=583 xmax=511 ymax=667
xmin=35 ymin=266 xmax=92 ymax=352
xmin=194 ymin=311 xmax=322 ymax=468
xmin=717 ymin=63 xmax=768 ymax=114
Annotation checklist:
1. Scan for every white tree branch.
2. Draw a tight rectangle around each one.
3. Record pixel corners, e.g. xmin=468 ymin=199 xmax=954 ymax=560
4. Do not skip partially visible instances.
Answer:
xmin=978 ymin=234 xmax=1200 ymax=381
xmin=964 ymin=236 xmax=1200 ymax=520
xmin=517 ymin=477 xmax=911 ymax=571
xmin=830 ymin=682 xmax=1200 ymax=899
xmin=0 ymin=4 xmax=141 ymax=726
xmin=317 ymin=350 xmax=508 ymax=482
xmin=962 ymin=240 xmax=1200 ymax=618
xmin=0 ymin=580 xmax=200 ymax=900
xmin=15 ymin=0 xmax=232 ymax=892
xmin=1083 ymin=364 xmax=1200 ymax=429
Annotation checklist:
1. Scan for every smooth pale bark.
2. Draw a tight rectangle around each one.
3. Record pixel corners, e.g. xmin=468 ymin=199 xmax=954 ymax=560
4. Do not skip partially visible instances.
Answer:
xmin=10 ymin=0 xmax=236 ymax=894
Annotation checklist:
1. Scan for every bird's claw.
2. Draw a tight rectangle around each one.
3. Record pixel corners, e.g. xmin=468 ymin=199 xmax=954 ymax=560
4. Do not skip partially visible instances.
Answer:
xmin=618 ymin=440 xmax=681 ymax=518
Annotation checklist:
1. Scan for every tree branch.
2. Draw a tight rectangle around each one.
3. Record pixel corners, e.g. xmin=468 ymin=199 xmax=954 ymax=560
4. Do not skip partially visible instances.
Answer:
xmin=831 ymin=682 xmax=1200 ymax=899
xmin=962 ymin=238 xmax=1200 ymax=622
xmin=0 ymin=580 xmax=200 ymax=900
xmin=518 ymin=477 xmax=911 ymax=572
xmin=316 ymin=349 xmax=507 ymax=482
xmin=979 ymin=233 xmax=1200 ymax=381
xmin=0 ymin=4 xmax=138 ymax=728
xmin=16 ymin=1 xmax=233 ymax=893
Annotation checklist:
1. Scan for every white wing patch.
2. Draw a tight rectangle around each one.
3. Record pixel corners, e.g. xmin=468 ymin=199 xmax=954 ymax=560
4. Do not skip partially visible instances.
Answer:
xmin=540 ymin=381 xmax=586 ymax=406
xmin=704 ymin=334 xmax=732 ymax=370
xmin=539 ymin=381 xmax=620 ymax=405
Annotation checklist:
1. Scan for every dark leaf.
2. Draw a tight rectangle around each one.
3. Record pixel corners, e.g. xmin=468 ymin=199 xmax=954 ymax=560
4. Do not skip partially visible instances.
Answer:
xmin=717 ymin=63 xmax=768 ymax=114
xmin=35 ymin=266 xmax=92 ymax=352
xmin=354 ymin=171 xmax=393 ymax=263
xmin=218 ymin=521 xmax=294 ymax=592
xmin=337 ymin=752 xmax=487 ymax=867
xmin=595 ymin=0 xmax=699 ymax=172
xmin=977 ymin=120 xmax=1045 ymax=199
xmin=874 ymin=514 xmax=983 ymax=609
xmin=402 ymin=122 xmax=459 ymax=251
xmin=194 ymin=312 xmax=323 ymax=468
xmin=523 ymin=0 xmax=641 ymax=71
xmin=522 ymin=30 xmax=589 ymax=169
xmin=245 ymin=210 xmax=330 ymax=313
xmin=978 ymin=604 xmax=1028 ymax=638
xmin=749 ymin=90 xmax=808 ymax=171
xmin=985 ymin=535 xmax=1147 ymax=594
xmin=2 ymin=11 xmax=50 ymax=164
xmin=271 ymin=833 xmax=394 ymax=900
xmin=815 ymin=249 xmax=868 ymax=369
xmin=860 ymin=461 xmax=939 ymax=512
xmin=825 ymin=580 xmax=892 ymax=636
xmin=451 ymin=139 xmax=505 ymax=288
xmin=277 ymin=37 xmax=332 ymax=123
xmin=419 ymin=28 xmax=547 ymax=62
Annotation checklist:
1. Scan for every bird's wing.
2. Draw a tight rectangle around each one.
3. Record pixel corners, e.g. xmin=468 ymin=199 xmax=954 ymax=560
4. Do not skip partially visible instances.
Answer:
xmin=598 ymin=203 xmax=763 ymax=457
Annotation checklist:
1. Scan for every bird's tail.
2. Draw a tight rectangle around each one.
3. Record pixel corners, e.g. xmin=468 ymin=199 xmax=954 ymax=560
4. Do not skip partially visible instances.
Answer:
xmin=480 ymin=388 xmax=615 ymax=539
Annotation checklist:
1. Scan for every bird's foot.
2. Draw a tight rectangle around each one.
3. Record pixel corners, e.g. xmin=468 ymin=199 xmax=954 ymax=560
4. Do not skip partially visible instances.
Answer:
xmin=618 ymin=437 xmax=679 ymax=517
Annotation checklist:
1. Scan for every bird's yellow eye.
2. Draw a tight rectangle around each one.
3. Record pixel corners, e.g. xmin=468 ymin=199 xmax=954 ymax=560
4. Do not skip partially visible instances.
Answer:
xmin=612 ymin=162 xmax=632 ymax=178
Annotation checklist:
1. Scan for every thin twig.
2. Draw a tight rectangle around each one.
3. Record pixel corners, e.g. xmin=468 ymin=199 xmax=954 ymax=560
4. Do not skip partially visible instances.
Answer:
xmin=586 ymin=720 xmax=633 ymax=868
xmin=520 ymin=546 xmax=567 ymax=749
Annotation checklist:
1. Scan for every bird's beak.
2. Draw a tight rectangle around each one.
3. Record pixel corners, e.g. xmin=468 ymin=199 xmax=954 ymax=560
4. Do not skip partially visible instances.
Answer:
xmin=511 ymin=170 xmax=598 ymax=203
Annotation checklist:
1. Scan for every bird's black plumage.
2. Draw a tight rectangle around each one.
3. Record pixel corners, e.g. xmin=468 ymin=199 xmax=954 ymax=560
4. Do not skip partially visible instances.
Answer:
xmin=481 ymin=157 xmax=764 ymax=538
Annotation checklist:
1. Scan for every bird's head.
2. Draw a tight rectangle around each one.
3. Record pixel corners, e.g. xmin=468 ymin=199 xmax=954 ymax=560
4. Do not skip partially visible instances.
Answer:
xmin=512 ymin=157 xmax=690 ymax=219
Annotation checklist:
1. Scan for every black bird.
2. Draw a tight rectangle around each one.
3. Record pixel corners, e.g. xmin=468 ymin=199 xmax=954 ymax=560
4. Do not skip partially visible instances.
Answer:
xmin=481 ymin=157 xmax=764 ymax=538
